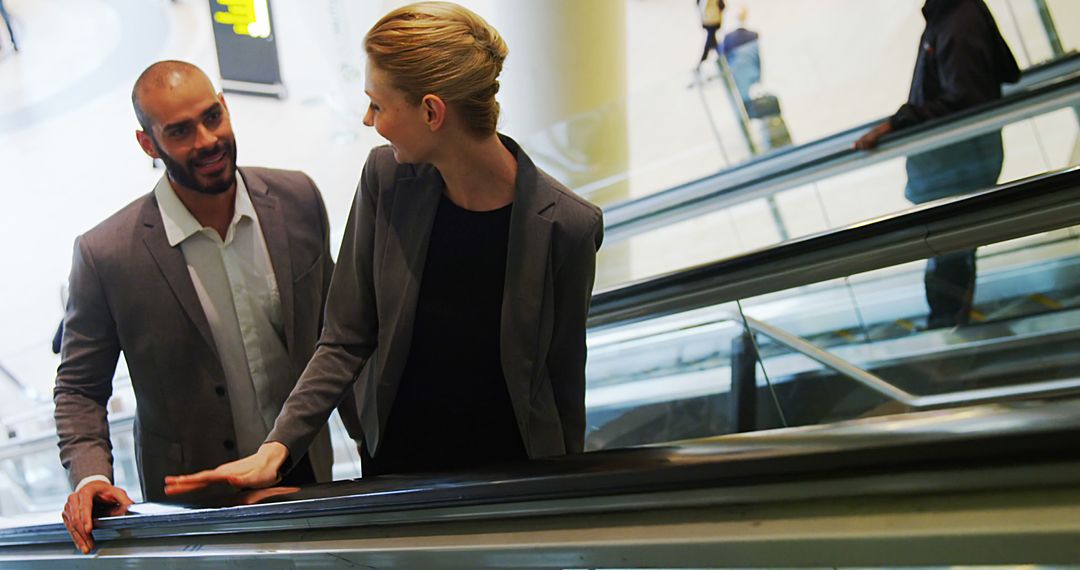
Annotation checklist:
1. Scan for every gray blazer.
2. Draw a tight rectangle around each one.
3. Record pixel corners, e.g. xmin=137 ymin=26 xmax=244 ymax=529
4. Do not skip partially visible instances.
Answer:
xmin=268 ymin=136 xmax=603 ymax=468
xmin=54 ymin=167 xmax=342 ymax=501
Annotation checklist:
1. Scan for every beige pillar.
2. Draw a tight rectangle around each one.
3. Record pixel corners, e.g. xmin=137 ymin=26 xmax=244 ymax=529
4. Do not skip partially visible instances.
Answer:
xmin=495 ymin=0 xmax=630 ymax=287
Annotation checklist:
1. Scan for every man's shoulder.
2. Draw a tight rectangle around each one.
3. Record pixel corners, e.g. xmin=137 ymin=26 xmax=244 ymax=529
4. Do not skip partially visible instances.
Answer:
xmin=79 ymin=193 xmax=156 ymax=251
xmin=240 ymin=166 xmax=315 ymax=194
xmin=240 ymin=166 xmax=324 ymax=211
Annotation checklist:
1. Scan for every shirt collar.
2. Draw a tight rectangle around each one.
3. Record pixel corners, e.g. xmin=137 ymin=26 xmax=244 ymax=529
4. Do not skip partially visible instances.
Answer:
xmin=154 ymin=172 xmax=255 ymax=247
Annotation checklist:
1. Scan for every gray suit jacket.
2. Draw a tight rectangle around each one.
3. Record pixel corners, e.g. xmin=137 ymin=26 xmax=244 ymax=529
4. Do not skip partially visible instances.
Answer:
xmin=54 ymin=167 xmax=342 ymax=501
xmin=268 ymin=136 xmax=603 ymax=468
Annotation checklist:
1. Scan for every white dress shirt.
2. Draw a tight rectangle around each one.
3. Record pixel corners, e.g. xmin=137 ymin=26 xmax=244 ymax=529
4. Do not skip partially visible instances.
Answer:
xmin=76 ymin=173 xmax=292 ymax=492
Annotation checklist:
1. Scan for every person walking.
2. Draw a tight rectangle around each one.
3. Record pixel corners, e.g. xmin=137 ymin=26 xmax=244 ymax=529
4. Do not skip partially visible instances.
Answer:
xmin=696 ymin=0 xmax=725 ymax=70
xmin=854 ymin=0 xmax=1020 ymax=329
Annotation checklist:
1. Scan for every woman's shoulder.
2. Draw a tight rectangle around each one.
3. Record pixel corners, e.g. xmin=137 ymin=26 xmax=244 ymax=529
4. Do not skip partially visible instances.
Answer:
xmin=535 ymin=168 xmax=603 ymax=232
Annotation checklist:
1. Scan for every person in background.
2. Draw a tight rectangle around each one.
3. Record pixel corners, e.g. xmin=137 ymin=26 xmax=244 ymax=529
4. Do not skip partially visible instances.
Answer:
xmin=722 ymin=5 xmax=760 ymax=109
xmin=163 ymin=1 xmax=603 ymax=496
xmin=854 ymin=0 xmax=1019 ymax=329
xmin=55 ymin=61 xmax=353 ymax=554
xmin=696 ymin=0 xmax=725 ymax=71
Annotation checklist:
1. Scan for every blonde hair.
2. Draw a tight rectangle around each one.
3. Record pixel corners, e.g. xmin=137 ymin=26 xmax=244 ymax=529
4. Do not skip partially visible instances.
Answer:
xmin=365 ymin=2 xmax=508 ymax=137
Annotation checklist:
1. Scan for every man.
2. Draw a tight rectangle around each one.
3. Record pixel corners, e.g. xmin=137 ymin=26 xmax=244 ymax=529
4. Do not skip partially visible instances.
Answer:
xmin=854 ymin=0 xmax=1020 ymax=328
xmin=54 ymin=61 xmax=348 ymax=553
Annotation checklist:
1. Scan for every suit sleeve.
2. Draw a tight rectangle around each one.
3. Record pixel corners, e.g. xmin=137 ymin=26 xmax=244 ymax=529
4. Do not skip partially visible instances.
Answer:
xmin=305 ymin=172 xmax=365 ymax=444
xmin=267 ymin=150 xmax=382 ymax=465
xmin=547 ymin=210 xmax=604 ymax=454
xmin=53 ymin=237 xmax=120 ymax=489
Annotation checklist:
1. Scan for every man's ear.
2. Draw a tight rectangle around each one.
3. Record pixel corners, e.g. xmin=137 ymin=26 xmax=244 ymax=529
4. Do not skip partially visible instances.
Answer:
xmin=421 ymin=94 xmax=446 ymax=132
xmin=218 ymin=92 xmax=229 ymax=113
xmin=136 ymin=130 xmax=160 ymax=159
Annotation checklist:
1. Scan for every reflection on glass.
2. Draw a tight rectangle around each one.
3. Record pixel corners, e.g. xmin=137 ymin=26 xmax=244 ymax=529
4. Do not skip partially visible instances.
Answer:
xmin=745 ymin=225 xmax=1080 ymax=427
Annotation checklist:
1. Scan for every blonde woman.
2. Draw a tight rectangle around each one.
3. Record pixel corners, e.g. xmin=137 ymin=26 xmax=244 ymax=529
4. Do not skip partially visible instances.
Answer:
xmin=696 ymin=0 xmax=726 ymax=69
xmin=166 ymin=1 xmax=603 ymax=492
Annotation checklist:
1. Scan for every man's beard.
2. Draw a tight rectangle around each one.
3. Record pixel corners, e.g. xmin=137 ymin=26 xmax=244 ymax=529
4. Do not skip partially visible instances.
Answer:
xmin=155 ymin=138 xmax=238 ymax=196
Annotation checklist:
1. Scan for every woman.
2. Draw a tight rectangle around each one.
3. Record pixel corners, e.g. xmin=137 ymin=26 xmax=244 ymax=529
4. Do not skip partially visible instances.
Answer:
xmin=696 ymin=0 xmax=725 ymax=69
xmin=165 ymin=1 xmax=603 ymax=493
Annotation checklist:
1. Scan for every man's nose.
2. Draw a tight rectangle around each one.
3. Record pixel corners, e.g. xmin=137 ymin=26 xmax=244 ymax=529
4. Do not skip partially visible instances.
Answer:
xmin=194 ymin=123 xmax=219 ymax=149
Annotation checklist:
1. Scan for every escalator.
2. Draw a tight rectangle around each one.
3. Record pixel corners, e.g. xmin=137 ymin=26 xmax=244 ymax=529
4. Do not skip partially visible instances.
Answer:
xmin=587 ymin=165 xmax=1080 ymax=448
xmin=596 ymin=57 xmax=1080 ymax=288
xmin=2 ymin=118 xmax=1080 ymax=568
xmin=579 ymin=55 xmax=1080 ymax=448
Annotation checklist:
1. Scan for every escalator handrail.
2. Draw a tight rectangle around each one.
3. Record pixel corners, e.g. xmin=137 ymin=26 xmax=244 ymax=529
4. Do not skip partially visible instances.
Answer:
xmin=586 ymin=52 xmax=1078 ymax=205
xmin=590 ymin=165 xmax=1080 ymax=328
xmin=2 ymin=398 xmax=1080 ymax=546
xmin=604 ymin=70 xmax=1080 ymax=243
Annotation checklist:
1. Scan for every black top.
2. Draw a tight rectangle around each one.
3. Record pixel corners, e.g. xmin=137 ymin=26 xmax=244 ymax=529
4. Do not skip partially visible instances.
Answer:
xmin=889 ymin=0 xmax=1020 ymax=130
xmin=368 ymin=193 xmax=525 ymax=476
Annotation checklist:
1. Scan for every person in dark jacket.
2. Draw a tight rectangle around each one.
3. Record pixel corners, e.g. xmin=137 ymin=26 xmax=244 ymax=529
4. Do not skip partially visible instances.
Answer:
xmin=855 ymin=0 xmax=1020 ymax=329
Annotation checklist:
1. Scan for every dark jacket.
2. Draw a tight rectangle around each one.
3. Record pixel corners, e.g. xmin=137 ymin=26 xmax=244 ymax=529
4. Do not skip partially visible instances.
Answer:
xmin=893 ymin=0 xmax=1020 ymax=202
xmin=890 ymin=0 xmax=1020 ymax=130
xmin=268 ymin=135 xmax=604 ymax=469
xmin=54 ymin=168 xmax=343 ymax=501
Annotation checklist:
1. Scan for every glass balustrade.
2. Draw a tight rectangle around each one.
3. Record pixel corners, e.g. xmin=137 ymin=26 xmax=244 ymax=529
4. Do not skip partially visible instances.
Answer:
xmin=584 ymin=211 xmax=1080 ymax=449
xmin=595 ymin=99 xmax=1080 ymax=290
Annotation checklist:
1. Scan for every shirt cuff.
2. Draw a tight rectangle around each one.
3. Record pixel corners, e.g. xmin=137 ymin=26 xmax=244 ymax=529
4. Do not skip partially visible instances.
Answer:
xmin=74 ymin=475 xmax=112 ymax=492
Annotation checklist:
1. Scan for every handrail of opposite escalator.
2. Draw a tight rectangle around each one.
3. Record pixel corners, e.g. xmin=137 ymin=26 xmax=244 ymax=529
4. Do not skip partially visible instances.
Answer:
xmin=603 ymin=70 xmax=1080 ymax=243
xmin=590 ymin=165 xmax=1080 ymax=328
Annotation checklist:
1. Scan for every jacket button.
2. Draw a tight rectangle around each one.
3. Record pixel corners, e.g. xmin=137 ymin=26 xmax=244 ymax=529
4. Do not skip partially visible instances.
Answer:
xmin=223 ymin=439 xmax=235 ymax=450
xmin=215 ymin=386 xmax=226 ymax=396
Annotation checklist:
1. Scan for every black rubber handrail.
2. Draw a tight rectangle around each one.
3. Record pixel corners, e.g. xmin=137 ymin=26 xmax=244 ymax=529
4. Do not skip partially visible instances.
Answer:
xmin=2 ymin=399 xmax=1079 ymax=546
xmin=590 ymin=166 xmax=1080 ymax=328
xmin=604 ymin=65 xmax=1080 ymax=242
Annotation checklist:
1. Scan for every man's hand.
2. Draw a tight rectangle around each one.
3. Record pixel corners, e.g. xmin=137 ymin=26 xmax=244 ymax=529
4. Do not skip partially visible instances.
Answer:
xmin=62 ymin=480 xmax=133 ymax=554
xmin=164 ymin=441 xmax=289 ymax=496
xmin=854 ymin=120 xmax=894 ymax=150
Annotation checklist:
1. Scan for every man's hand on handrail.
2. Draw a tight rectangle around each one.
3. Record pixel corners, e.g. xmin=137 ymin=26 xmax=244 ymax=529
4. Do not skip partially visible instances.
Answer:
xmin=164 ymin=441 xmax=289 ymax=496
xmin=854 ymin=120 xmax=894 ymax=151
xmin=62 ymin=480 xmax=134 ymax=554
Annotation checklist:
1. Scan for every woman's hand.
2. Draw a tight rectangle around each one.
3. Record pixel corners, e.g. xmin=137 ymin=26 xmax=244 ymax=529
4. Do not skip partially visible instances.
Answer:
xmin=163 ymin=441 xmax=289 ymax=495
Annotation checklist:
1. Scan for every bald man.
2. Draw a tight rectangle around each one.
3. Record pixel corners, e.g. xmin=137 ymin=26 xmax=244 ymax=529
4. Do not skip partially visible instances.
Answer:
xmin=54 ymin=61 xmax=353 ymax=553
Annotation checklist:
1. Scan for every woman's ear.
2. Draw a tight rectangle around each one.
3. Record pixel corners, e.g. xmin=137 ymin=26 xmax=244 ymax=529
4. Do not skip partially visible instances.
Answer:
xmin=421 ymin=94 xmax=446 ymax=131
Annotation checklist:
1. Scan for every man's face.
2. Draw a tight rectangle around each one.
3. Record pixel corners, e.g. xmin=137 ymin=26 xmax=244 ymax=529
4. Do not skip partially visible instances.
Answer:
xmin=137 ymin=76 xmax=238 ymax=195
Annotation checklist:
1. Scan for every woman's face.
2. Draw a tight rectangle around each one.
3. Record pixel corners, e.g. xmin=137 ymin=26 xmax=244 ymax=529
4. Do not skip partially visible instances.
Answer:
xmin=363 ymin=60 xmax=434 ymax=164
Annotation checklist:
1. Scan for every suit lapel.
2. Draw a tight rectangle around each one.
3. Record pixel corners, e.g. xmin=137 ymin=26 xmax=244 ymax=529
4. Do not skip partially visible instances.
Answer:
xmin=382 ymin=167 xmax=441 ymax=379
xmin=140 ymin=198 xmax=219 ymax=358
xmin=244 ymin=168 xmax=297 ymax=355
xmin=501 ymin=142 xmax=556 ymax=393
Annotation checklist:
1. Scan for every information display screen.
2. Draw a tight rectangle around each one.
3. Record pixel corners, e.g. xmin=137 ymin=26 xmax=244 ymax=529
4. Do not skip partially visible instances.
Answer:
xmin=208 ymin=0 xmax=285 ymax=97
